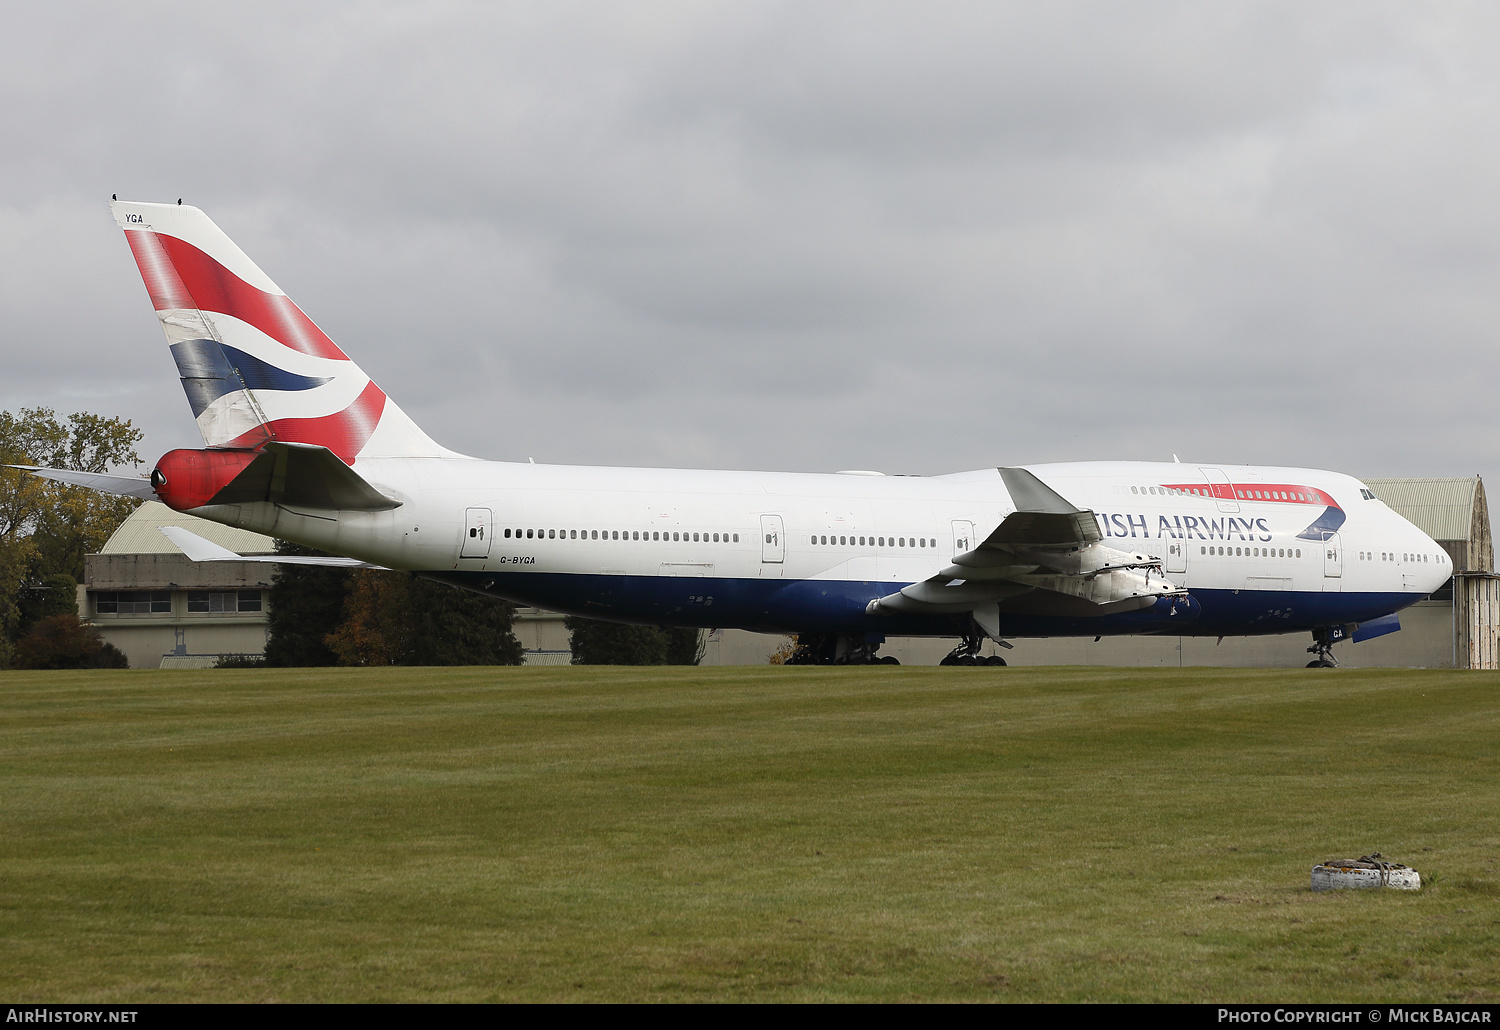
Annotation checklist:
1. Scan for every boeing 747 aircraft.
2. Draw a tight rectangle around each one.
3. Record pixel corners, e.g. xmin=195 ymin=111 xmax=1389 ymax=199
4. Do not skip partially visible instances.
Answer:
xmin=18 ymin=201 xmax=1451 ymax=666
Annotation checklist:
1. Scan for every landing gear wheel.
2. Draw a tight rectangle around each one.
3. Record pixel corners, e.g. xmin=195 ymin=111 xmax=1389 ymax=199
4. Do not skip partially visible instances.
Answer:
xmin=984 ymin=655 xmax=1008 ymax=667
xmin=1306 ymin=627 xmax=1342 ymax=669
xmin=942 ymin=620 xmax=997 ymax=667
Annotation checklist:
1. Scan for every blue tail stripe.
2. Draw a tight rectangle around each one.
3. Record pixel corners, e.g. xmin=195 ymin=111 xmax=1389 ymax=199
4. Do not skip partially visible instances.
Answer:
xmin=170 ymin=339 xmax=333 ymax=417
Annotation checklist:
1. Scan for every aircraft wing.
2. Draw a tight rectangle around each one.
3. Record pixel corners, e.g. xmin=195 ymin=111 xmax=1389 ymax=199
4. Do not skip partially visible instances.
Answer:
xmin=3 ymin=465 xmax=158 ymax=500
xmin=866 ymin=467 xmax=1185 ymax=628
xmin=158 ymin=526 xmax=385 ymax=568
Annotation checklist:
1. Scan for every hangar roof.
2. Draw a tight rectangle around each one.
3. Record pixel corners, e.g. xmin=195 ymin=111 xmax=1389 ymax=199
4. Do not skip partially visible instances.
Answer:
xmin=99 ymin=500 xmax=276 ymax=555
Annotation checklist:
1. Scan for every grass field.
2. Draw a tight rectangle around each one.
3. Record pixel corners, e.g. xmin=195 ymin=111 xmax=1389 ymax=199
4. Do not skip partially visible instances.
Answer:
xmin=1 ymin=665 xmax=1497 ymax=1003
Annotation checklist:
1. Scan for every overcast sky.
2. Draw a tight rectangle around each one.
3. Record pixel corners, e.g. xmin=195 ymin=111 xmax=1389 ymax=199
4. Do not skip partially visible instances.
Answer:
xmin=2 ymin=2 xmax=1497 ymax=488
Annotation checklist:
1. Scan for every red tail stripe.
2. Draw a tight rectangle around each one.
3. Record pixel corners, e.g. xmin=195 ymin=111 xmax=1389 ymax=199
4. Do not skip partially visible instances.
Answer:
xmin=125 ymin=230 xmax=349 ymax=362
xmin=125 ymin=231 xmax=194 ymax=311
xmin=226 ymin=380 xmax=386 ymax=465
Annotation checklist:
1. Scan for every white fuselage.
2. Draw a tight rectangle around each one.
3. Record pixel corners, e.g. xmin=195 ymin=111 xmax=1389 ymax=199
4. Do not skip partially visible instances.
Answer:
xmin=191 ymin=458 xmax=1449 ymax=639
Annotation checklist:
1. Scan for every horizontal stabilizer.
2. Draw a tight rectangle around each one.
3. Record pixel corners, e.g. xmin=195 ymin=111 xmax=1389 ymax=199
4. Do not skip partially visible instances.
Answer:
xmin=207 ymin=441 xmax=401 ymax=511
xmin=5 ymin=465 xmax=158 ymax=500
xmin=158 ymin=526 xmax=382 ymax=568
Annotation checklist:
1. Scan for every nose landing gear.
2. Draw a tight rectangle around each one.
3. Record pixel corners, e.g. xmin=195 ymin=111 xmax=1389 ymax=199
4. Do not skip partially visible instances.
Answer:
xmin=1306 ymin=625 xmax=1343 ymax=668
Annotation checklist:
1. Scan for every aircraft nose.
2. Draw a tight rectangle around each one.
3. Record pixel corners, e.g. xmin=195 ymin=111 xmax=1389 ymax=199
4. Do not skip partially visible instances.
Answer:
xmin=1418 ymin=532 xmax=1451 ymax=593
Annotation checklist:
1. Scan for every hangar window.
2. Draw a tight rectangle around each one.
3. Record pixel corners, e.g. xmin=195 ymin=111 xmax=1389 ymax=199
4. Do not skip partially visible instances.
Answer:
xmin=188 ymin=591 xmax=262 ymax=614
xmin=95 ymin=591 xmax=172 ymax=615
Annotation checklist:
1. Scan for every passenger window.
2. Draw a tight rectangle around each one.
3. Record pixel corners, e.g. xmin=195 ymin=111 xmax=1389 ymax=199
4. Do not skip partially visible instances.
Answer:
xmin=526 ymin=529 xmax=534 ymax=539
xmin=503 ymin=528 xmax=511 ymax=538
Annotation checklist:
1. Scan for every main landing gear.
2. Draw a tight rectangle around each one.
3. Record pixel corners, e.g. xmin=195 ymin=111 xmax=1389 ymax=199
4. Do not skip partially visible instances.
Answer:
xmin=939 ymin=623 xmax=1008 ymax=667
xmin=785 ymin=633 xmax=900 ymax=666
xmin=1306 ymin=626 xmax=1339 ymax=668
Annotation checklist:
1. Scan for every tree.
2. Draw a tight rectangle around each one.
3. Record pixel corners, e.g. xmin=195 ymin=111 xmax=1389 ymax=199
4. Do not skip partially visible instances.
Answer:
xmin=325 ymin=571 xmax=523 ymax=666
xmin=263 ymin=541 xmax=352 ymax=667
xmin=15 ymin=614 xmax=128 ymax=670
xmin=665 ymin=626 xmax=707 ymax=666
xmin=0 ymin=408 xmax=142 ymax=668
xmin=17 ymin=573 xmax=82 ymax=636
xmin=564 ymin=617 xmax=704 ymax=666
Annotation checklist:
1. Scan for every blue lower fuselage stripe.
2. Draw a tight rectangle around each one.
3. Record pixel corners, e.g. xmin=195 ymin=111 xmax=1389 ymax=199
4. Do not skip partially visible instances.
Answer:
xmin=420 ymin=569 xmax=1426 ymax=637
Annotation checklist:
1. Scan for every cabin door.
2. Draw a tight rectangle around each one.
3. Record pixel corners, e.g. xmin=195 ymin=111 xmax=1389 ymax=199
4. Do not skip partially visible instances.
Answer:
xmin=1164 ymin=537 xmax=1188 ymax=574
xmin=1323 ymin=532 xmax=1343 ymax=586
xmin=952 ymin=520 xmax=976 ymax=555
xmin=1199 ymin=467 xmax=1239 ymax=513
xmin=760 ymin=515 xmax=785 ymax=563
xmin=462 ymin=507 xmax=493 ymax=558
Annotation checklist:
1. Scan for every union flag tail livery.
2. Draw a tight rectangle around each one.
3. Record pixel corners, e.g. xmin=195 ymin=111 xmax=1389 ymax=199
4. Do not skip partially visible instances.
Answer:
xmin=11 ymin=198 xmax=1450 ymax=667
xmin=111 ymin=200 xmax=448 ymax=464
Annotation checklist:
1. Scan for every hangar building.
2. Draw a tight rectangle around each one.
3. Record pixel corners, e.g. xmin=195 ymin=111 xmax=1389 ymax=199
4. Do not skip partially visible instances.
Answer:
xmin=82 ymin=502 xmax=274 ymax=669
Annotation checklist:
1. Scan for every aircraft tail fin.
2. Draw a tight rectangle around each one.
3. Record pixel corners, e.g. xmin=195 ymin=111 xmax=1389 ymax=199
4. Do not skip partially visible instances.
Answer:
xmin=110 ymin=200 xmax=453 ymax=463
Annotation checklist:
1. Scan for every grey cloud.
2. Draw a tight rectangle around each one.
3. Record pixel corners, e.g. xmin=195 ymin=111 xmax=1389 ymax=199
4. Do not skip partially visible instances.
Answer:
xmin=0 ymin=1 xmax=1496 ymax=485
